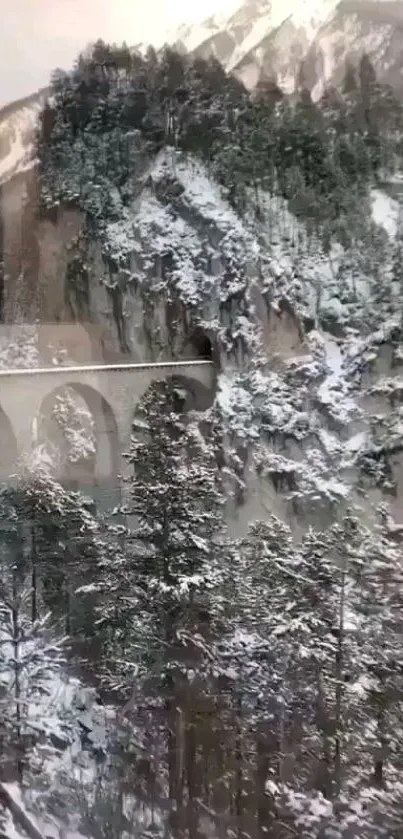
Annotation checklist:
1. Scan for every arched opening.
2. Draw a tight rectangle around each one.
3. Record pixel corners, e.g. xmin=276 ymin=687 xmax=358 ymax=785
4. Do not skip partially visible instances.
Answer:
xmin=189 ymin=327 xmax=213 ymax=361
xmin=0 ymin=406 xmax=18 ymax=480
xmin=182 ymin=326 xmax=219 ymax=366
xmin=164 ymin=374 xmax=214 ymax=413
xmin=36 ymin=383 xmax=119 ymax=495
xmin=124 ymin=373 xmax=216 ymax=536
xmin=131 ymin=375 xmax=213 ymax=437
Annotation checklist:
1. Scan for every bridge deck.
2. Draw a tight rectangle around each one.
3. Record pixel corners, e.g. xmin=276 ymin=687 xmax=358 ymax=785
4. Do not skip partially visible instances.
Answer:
xmin=0 ymin=360 xmax=213 ymax=378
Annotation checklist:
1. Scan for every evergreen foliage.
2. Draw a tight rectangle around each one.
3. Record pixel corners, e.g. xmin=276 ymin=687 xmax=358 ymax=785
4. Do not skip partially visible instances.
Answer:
xmin=94 ymin=380 xmax=229 ymax=694
xmin=36 ymin=44 xmax=403 ymax=255
xmin=2 ymin=34 xmax=403 ymax=839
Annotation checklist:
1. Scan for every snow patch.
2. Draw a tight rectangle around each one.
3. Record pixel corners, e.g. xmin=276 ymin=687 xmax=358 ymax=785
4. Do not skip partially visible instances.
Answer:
xmin=371 ymin=188 xmax=399 ymax=238
xmin=217 ymin=373 xmax=259 ymax=439
xmin=316 ymin=334 xmax=357 ymax=424
xmin=0 ymin=98 xmax=44 ymax=185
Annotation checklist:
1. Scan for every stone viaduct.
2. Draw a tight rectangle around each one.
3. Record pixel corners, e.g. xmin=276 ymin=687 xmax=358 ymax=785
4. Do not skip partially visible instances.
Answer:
xmin=0 ymin=324 xmax=216 ymax=493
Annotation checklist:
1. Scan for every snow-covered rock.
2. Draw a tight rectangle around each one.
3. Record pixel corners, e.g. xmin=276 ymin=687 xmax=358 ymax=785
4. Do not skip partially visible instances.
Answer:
xmin=371 ymin=188 xmax=400 ymax=238
xmin=1 ymin=130 xmax=400 ymax=528
xmin=0 ymin=91 xmax=46 ymax=186
xmin=170 ymin=0 xmax=403 ymax=98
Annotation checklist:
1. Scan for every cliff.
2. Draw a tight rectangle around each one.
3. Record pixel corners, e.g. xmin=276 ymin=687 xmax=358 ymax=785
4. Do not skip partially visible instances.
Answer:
xmin=2 ymin=136 xmax=403 ymax=538
xmin=0 ymin=38 xmax=402 ymax=538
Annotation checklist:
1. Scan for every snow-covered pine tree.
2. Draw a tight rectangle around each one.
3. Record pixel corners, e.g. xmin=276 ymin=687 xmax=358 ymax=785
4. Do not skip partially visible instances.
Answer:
xmin=88 ymin=380 xmax=232 ymax=832
xmin=100 ymin=379 xmax=229 ymax=693
xmin=233 ymin=517 xmax=341 ymax=793
xmin=0 ymin=464 xmax=100 ymax=638
xmin=0 ymin=489 xmax=66 ymax=781
xmin=214 ymin=511 xmax=376 ymax=834
xmin=346 ymin=505 xmax=403 ymax=831
xmin=0 ymin=589 xmax=65 ymax=782
xmin=294 ymin=507 xmax=403 ymax=827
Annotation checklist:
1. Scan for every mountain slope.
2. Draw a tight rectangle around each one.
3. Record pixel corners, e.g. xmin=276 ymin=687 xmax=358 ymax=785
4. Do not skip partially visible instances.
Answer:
xmin=3 ymin=42 xmax=403 ymax=835
xmin=1 ymin=0 xmax=403 ymax=191
xmin=1 ymin=35 xmax=403 ymax=535
xmin=308 ymin=0 xmax=403 ymax=99
xmin=0 ymin=89 xmax=47 ymax=186
xmin=173 ymin=0 xmax=403 ymax=96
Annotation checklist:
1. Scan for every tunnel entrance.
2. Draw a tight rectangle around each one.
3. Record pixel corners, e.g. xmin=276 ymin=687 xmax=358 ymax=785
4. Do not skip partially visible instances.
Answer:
xmin=187 ymin=327 xmax=213 ymax=361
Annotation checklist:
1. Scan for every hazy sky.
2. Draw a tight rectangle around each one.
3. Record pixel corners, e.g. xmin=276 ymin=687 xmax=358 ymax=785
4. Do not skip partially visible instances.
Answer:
xmin=2 ymin=0 xmax=237 ymax=107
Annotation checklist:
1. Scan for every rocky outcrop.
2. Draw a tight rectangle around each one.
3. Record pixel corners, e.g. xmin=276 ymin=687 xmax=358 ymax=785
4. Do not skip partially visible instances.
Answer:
xmin=0 ymin=136 xmax=402 ymax=537
xmin=172 ymin=0 xmax=403 ymax=98
xmin=0 ymin=90 xmax=47 ymax=186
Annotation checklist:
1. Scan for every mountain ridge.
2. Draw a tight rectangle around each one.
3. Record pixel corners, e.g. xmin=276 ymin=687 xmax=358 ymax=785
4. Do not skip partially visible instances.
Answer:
xmin=0 ymin=89 xmax=47 ymax=186
xmin=171 ymin=0 xmax=403 ymax=95
xmin=2 ymin=0 xmax=403 ymax=187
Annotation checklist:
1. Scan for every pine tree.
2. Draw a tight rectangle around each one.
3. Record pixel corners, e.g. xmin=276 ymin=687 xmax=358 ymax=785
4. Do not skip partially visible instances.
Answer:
xmin=0 ymin=464 xmax=100 ymax=638
xmin=0 ymin=487 xmax=67 ymax=780
xmin=352 ymin=506 xmax=403 ymax=792
xmin=0 ymin=587 xmax=65 ymax=781
xmin=96 ymin=379 xmax=229 ymax=694
xmin=391 ymin=206 xmax=403 ymax=322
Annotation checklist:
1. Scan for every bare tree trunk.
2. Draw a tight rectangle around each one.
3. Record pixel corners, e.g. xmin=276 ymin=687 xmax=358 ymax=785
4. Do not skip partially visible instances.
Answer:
xmin=373 ymin=677 xmax=387 ymax=788
xmin=31 ymin=523 xmax=37 ymax=625
xmin=315 ymin=671 xmax=332 ymax=798
xmin=11 ymin=567 xmax=22 ymax=781
xmin=167 ymin=697 xmax=177 ymax=801
xmin=334 ymin=557 xmax=347 ymax=795
xmin=186 ymin=710 xmax=199 ymax=839
xmin=255 ymin=722 xmax=278 ymax=838
xmin=234 ymin=687 xmax=243 ymax=839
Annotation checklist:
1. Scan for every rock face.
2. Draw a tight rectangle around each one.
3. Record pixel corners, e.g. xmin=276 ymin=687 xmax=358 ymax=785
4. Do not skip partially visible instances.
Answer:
xmin=1 ymin=66 xmax=403 ymax=538
xmin=0 ymin=90 xmax=47 ymax=186
xmin=172 ymin=0 xmax=403 ymax=97
xmin=0 ymin=145 xmax=305 ymax=533
xmin=1 ymin=137 xmax=402 ymax=537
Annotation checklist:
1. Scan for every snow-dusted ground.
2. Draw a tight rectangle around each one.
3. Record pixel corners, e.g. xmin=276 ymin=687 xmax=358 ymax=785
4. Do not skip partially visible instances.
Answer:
xmin=118 ymin=149 xmax=391 ymax=513
xmin=106 ymin=148 xmax=260 ymax=304
xmin=317 ymin=333 xmax=357 ymax=426
xmin=2 ymin=782 xmax=89 ymax=839
xmin=250 ymin=187 xmax=356 ymax=325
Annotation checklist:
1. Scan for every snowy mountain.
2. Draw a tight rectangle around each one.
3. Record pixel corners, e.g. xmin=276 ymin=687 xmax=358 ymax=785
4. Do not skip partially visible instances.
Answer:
xmin=2 ymin=132 xmax=402 ymax=528
xmin=2 ymin=31 xmax=403 ymax=839
xmin=0 ymin=89 xmax=46 ymax=186
xmin=1 ymin=1 xmax=403 ymax=189
xmin=171 ymin=0 xmax=403 ymax=96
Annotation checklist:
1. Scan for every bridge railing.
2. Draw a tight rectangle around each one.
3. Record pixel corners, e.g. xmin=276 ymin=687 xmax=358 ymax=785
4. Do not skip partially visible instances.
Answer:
xmin=0 ymin=360 xmax=214 ymax=378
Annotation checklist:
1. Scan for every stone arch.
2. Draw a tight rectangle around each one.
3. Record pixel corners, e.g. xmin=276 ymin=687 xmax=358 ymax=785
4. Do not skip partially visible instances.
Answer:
xmin=164 ymin=373 xmax=214 ymax=413
xmin=36 ymin=382 xmax=119 ymax=488
xmin=133 ymin=373 xmax=213 ymax=419
xmin=130 ymin=373 xmax=214 ymax=463
xmin=0 ymin=406 xmax=18 ymax=479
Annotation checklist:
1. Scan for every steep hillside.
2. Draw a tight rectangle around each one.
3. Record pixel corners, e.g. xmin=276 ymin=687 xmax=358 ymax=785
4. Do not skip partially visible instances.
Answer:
xmin=1 ymin=43 xmax=402 ymax=536
xmin=172 ymin=0 xmax=403 ymax=96
xmin=2 ymin=37 xmax=403 ymax=839
xmin=308 ymin=0 xmax=403 ymax=99
xmin=0 ymin=90 xmax=47 ymax=186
